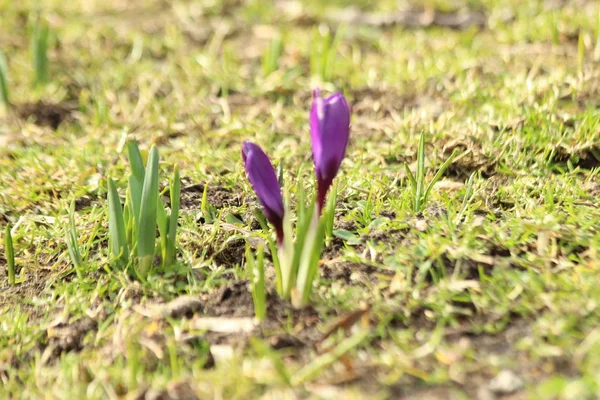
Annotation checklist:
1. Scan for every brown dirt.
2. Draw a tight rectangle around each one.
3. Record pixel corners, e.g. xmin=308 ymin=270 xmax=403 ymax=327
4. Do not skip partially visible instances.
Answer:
xmin=325 ymin=7 xmax=487 ymax=30
xmin=321 ymin=261 xmax=395 ymax=286
xmin=203 ymin=280 xmax=255 ymax=317
xmin=551 ymin=144 xmax=600 ymax=170
xmin=132 ymin=281 xmax=321 ymax=350
xmin=176 ymin=183 xmax=242 ymax=210
xmin=74 ymin=193 xmax=102 ymax=211
xmin=130 ymin=382 xmax=200 ymax=400
xmin=0 ymin=263 xmax=52 ymax=312
xmin=204 ymin=281 xmax=319 ymax=330
xmin=210 ymin=237 xmax=246 ymax=267
xmin=42 ymin=317 xmax=98 ymax=363
xmin=17 ymin=101 xmax=74 ymax=130
xmin=351 ymin=88 xmax=447 ymax=140
xmin=442 ymin=138 xmax=499 ymax=179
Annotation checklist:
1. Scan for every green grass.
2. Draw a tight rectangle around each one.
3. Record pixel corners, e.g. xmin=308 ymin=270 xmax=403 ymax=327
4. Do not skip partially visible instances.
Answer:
xmin=1 ymin=0 xmax=600 ymax=398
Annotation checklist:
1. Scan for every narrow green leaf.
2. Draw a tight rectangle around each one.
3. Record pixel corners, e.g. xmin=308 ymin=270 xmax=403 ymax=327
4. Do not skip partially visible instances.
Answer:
xmin=0 ymin=50 xmax=10 ymax=107
xmin=66 ymin=201 xmax=83 ymax=279
xmin=423 ymin=150 xmax=457 ymax=207
xmin=294 ymin=205 xmax=323 ymax=307
xmin=166 ymin=166 xmax=180 ymax=267
xmin=127 ymin=140 xmax=145 ymax=184
xmin=128 ymin=175 xmax=142 ymax=231
xmin=415 ymin=132 xmax=426 ymax=212
xmin=124 ymin=190 xmax=134 ymax=248
xmin=324 ymin=181 xmax=337 ymax=242
xmin=296 ymin=177 xmax=307 ymax=222
xmin=289 ymin=202 xmax=314 ymax=300
xmin=253 ymin=207 xmax=282 ymax=294
xmin=248 ymin=244 xmax=266 ymax=321
xmin=157 ymin=194 xmax=168 ymax=266
xmin=31 ymin=18 xmax=50 ymax=87
xmin=200 ymin=183 xmax=214 ymax=224
xmin=262 ymin=35 xmax=282 ymax=76
xmin=253 ymin=208 xmax=269 ymax=233
xmin=404 ymin=162 xmax=417 ymax=195
xmin=454 ymin=172 xmax=476 ymax=227
xmin=299 ymin=210 xmax=327 ymax=306
xmin=551 ymin=11 xmax=559 ymax=46
xmin=5 ymin=224 xmax=15 ymax=286
xmin=279 ymin=199 xmax=296 ymax=298
xmin=137 ymin=146 xmax=159 ymax=274
xmin=332 ymin=229 xmax=358 ymax=241
xmin=107 ymin=178 xmax=128 ymax=266
xmin=255 ymin=243 xmax=266 ymax=321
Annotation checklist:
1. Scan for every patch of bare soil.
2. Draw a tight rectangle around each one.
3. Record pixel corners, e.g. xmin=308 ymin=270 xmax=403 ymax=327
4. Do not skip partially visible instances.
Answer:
xmin=551 ymin=144 xmax=600 ymax=170
xmin=442 ymin=137 xmax=499 ymax=179
xmin=17 ymin=101 xmax=75 ymax=130
xmin=0 ymin=262 xmax=52 ymax=312
xmin=143 ymin=281 xmax=320 ymax=348
xmin=74 ymin=193 xmax=102 ymax=211
xmin=585 ymin=181 xmax=600 ymax=197
xmin=203 ymin=280 xmax=254 ymax=317
xmin=205 ymin=281 xmax=320 ymax=342
xmin=175 ymin=183 xmax=241 ymax=210
xmin=351 ymin=88 xmax=447 ymax=140
xmin=210 ymin=237 xmax=246 ymax=267
xmin=325 ymin=7 xmax=487 ymax=30
xmin=321 ymin=262 xmax=395 ymax=286
xmin=130 ymin=382 xmax=200 ymax=400
xmin=42 ymin=317 xmax=98 ymax=363
xmin=351 ymin=87 xmax=416 ymax=119
xmin=274 ymin=2 xmax=487 ymax=30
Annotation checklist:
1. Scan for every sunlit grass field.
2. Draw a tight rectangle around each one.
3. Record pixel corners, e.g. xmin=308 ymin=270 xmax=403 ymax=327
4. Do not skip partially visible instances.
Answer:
xmin=1 ymin=0 xmax=600 ymax=398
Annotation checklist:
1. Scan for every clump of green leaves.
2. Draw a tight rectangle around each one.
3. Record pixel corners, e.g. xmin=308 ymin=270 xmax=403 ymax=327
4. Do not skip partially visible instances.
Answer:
xmin=107 ymin=141 xmax=181 ymax=277
xmin=249 ymin=182 xmax=337 ymax=310
xmin=31 ymin=17 xmax=50 ymax=87
xmin=0 ymin=50 xmax=10 ymax=108
xmin=4 ymin=224 xmax=15 ymax=286
xmin=404 ymin=132 xmax=456 ymax=213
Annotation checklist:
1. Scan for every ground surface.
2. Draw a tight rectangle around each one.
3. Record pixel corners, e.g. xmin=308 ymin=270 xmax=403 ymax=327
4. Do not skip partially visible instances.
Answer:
xmin=1 ymin=0 xmax=600 ymax=399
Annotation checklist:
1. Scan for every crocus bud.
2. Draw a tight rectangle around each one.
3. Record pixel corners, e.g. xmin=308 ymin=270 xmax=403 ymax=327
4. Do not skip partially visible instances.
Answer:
xmin=310 ymin=89 xmax=350 ymax=212
xmin=242 ymin=142 xmax=285 ymax=243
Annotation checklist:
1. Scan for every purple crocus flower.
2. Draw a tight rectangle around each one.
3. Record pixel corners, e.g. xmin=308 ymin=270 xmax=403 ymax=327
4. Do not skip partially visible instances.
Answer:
xmin=310 ymin=88 xmax=350 ymax=212
xmin=242 ymin=141 xmax=285 ymax=243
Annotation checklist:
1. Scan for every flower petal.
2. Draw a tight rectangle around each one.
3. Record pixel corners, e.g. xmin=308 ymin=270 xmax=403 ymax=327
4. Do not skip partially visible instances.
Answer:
xmin=309 ymin=90 xmax=350 ymax=209
xmin=242 ymin=142 xmax=285 ymax=233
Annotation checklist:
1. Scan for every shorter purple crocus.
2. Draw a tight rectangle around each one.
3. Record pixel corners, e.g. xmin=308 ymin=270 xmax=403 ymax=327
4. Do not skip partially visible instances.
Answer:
xmin=242 ymin=141 xmax=285 ymax=244
xmin=310 ymin=89 xmax=351 ymax=212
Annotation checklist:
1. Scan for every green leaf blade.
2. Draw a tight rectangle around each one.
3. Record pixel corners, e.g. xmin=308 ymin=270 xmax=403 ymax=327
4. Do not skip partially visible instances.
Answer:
xmin=166 ymin=166 xmax=180 ymax=267
xmin=107 ymin=178 xmax=129 ymax=267
xmin=0 ymin=50 xmax=10 ymax=108
xmin=5 ymin=224 xmax=15 ymax=286
xmin=137 ymin=146 xmax=159 ymax=275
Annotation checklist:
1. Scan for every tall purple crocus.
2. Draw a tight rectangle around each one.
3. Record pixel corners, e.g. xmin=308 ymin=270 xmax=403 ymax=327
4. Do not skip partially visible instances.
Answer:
xmin=242 ymin=141 xmax=285 ymax=244
xmin=310 ymin=88 xmax=351 ymax=212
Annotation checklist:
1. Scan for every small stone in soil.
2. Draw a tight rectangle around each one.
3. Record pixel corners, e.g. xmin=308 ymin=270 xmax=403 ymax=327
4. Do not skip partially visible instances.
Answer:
xmin=489 ymin=369 xmax=523 ymax=394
